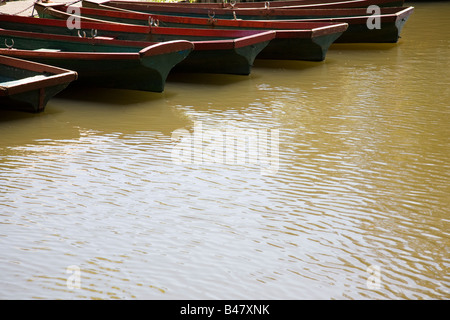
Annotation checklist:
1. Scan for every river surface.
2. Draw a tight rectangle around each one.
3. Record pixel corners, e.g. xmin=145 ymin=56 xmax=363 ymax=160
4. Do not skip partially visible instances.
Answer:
xmin=0 ymin=1 xmax=449 ymax=300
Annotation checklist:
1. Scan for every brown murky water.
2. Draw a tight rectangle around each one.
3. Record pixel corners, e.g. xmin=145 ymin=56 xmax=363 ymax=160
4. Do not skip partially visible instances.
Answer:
xmin=0 ymin=1 xmax=449 ymax=299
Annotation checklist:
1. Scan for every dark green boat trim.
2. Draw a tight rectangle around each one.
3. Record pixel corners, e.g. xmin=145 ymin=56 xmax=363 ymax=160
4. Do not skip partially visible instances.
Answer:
xmin=81 ymin=0 xmax=414 ymax=44
xmin=0 ymin=29 xmax=194 ymax=92
xmin=34 ymin=2 xmax=348 ymax=61
xmin=0 ymin=14 xmax=275 ymax=75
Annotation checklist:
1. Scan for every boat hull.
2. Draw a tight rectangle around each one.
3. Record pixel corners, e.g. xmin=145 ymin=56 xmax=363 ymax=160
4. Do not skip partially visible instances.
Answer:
xmin=0 ymin=14 xmax=275 ymax=75
xmin=259 ymin=30 xmax=341 ymax=60
xmin=0 ymin=29 xmax=194 ymax=92
xmin=34 ymin=3 xmax=348 ymax=61
xmin=1 ymin=52 xmax=185 ymax=92
xmin=0 ymin=80 xmax=73 ymax=113
xmin=81 ymin=1 xmax=414 ymax=43
xmin=175 ymin=38 xmax=271 ymax=74
xmin=0 ymin=55 xmax=77 ymax=112
xmin=84 ymin=0 xmax=405 ymax=10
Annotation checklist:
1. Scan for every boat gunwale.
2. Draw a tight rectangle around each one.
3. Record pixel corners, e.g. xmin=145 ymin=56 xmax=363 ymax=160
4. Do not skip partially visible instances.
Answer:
xmin=0 ymin=55 xmax=77 ymax=96
xmin=79 ymin=1 xmax=414 ymax=25
xmin=0 ymin=14 xmax=279 ymax=53
xmin=247 ymin=6 xmax=414 ymax=24
xmin=85 ymin=0 xmax=411 ymax=17
xmin=0 ymin=13 xmax=152 ymax=33
xmin=86 ymin=0 xmax=405 ymax=10
xmin=1 ymin=12 xmax=276 ymax=41
xmin=34 ymin=2 xmax=349 ymax=40
xmin=395 ymin=6 xmax=415 ymax=20
xmin=0 ymin=29 xmax=194 ymax=60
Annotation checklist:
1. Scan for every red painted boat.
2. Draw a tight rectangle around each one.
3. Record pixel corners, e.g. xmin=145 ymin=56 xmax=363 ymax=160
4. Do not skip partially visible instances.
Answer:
xmin=82 ymin=0 xmax=414 ymax=43
xmin=35 ymin=2 xmax=348 ymax=61
xmin=83 ymin=0 xmax=405 ymax=10
xmin=0 ymin=14 xmax=275 ymax=75
xmin=82 ymin=0 xmax=412 ymax=21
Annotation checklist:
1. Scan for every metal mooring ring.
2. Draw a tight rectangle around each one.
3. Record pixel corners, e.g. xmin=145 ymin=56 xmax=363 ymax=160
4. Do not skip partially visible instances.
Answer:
xmin=148 ymin=17 xmax=159 ymax=27
xmin=5 ymin=38 xmax=14 ymax=49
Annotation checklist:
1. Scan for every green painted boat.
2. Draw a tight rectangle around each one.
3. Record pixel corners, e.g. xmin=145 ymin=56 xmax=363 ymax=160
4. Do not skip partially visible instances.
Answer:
xmin=0 ymin=14 xmax=275 ymax=75
xmin=0 ymin=55 xmax=77 ymax=113
xmin=83 ymin=0 xmax=415 ymax=43
xmin=0 ymin=27 xmax=193 ymax=92
xmin=35 ymin=2 xmax=348 ymax=61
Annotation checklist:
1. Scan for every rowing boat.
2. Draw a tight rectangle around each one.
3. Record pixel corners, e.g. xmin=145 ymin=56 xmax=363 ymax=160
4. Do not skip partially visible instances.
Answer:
xmin=35 ymin=2 xmax=348 ymax=61
xmin=82 ymin=0 xmax=414 ymax=43
xmin=83 ymin=0 xmax=405 ymax=10
xmin=0 ymin=14 xmax=275 ymax=75
xmin=0 ymin=55 xmax=77 ymax=112
xmin=0 ymin=27 xmax=193 ymax=92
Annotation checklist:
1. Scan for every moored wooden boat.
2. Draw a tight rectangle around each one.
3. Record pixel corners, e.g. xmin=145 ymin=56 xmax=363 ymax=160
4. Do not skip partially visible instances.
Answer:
xmin=0 ymin=55 xmax=77 ymax=113
xmin=82 ymin=0 xmax=414 ymax=43
xmin=0 ymin=14 xmax=275 ymax=75
xmin=0 ymin=27 xmax=194 ymax=92
xmin=35 ymin=2 xmax=348 ymax=61
xmin=83 ymin=0 xmax=405 ymax=10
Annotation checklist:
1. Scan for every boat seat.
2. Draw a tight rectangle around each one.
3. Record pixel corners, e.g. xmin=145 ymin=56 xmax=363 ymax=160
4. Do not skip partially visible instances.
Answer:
xmin=33 ymin=48 xmax=61 ymax=52
xmin=1 ymin=75 xmax=49 ymax=87
xmin=94 ymin=36 xmax=115 ymax=40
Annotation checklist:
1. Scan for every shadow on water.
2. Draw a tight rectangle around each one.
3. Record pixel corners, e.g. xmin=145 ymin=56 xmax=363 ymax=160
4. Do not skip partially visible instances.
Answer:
xmin=0 ymin=88 xmax=167 ymax=123
xmin=0 ymin=83 xmax=191 ymax=148
xmin=330 ymin=43 xmax=399 ymax=52
xmin=0 ymin=84 xmax=174 ymax=123
xmin=0 ymin=108 xmax=46 ymax=122
xmin=253 ymin=59 xmax=326 ymax=71
xmin=55 ymin=84 xmax=171 ymax=106
xmin=167 ymin=71 xmax=255 ymax=86
xmin=168 ymin=61 xmax=329 ymax=85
